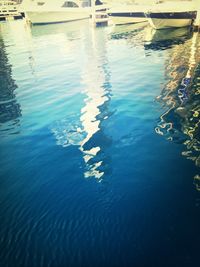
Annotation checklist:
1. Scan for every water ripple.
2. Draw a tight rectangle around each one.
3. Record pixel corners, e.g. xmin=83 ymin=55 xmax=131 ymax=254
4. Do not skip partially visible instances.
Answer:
xmin=1 ymin=19 xmax=200 ymax=267
xmin=155 ymin=32 xmax=200 ymax=190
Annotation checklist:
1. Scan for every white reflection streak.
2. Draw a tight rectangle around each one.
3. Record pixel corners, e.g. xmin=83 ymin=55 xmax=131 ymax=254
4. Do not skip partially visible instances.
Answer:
xmin=186 ymin=32 xmax=198 ymax=78
xmin=50 ymin=26 xmax=110 ymax=181
xmin=80 ymin=27 xmax=108 ymax=180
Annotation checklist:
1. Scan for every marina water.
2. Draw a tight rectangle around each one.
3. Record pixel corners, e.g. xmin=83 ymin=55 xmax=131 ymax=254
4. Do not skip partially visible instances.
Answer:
xmin=0 ymin=20 xmax=200 ymax=267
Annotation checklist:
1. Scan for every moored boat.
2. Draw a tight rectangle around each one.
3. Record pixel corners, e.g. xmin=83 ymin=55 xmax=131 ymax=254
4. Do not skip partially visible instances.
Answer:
xmin=144 ymin=1 xmax=197 ymax=29
xmin=0 ymin=0 xmax=22 ymax=21
xmin=21 ymin=0 xmax=92 ymax=25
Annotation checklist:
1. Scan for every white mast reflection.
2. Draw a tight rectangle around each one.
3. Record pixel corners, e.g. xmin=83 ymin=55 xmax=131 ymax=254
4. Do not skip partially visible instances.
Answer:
xmin=80 ymin=26 xmax=111 ymax=180
xmin=51 ymin=25 xmax=112 ymax=181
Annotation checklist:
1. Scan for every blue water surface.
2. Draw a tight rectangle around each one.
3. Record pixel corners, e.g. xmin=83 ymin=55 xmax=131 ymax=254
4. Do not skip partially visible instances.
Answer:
xmin=0 ymin=20 xmax=200 ymax=267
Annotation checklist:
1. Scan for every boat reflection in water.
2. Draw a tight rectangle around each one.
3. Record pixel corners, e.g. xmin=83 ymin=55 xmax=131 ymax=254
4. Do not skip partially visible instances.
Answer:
xmin=109 ymin=21 xmax=147 ymax=43
xmin=52 ymin=26 xmax=112 ymax=181
xmin=0 ymin=32 xmax=21 ymax=136
xmin=144 ymin=26 xmax=192 ymax=51
xmin=30 ymin=18 xmax=86 ymax=39
xmin=145 ymin=28 xmax=200 ymax=191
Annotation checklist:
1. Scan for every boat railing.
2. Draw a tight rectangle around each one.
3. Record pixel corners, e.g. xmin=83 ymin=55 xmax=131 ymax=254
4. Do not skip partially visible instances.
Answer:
xmin=80 ymin=0 xmax=91 ymax=7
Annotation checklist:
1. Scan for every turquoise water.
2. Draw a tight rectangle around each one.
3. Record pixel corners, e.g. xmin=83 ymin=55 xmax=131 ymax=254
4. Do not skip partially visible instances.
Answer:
xmin=0 ymin=20 xmax=200 ymax=267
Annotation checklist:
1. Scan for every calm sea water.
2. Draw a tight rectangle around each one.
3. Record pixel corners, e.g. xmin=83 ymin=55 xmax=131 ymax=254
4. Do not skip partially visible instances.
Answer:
xmin=0 ymin=20 xmax=200 ymax=267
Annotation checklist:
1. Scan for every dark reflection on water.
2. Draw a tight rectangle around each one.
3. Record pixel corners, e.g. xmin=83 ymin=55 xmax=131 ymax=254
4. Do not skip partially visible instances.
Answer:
xmin=144 ymin=27 xmax=193 ymax=51
xmin=0 ymin=35 xmax=21 ymax=135
xmin=110 ymin=22 xmax=147 ymax=41
xmin=149 ymin=30 xmax=200 ymax=191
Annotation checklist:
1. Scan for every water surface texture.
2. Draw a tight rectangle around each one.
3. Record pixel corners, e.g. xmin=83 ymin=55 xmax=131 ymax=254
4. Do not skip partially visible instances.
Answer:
xmin=0 ymin=20 xmax=200 ymax=267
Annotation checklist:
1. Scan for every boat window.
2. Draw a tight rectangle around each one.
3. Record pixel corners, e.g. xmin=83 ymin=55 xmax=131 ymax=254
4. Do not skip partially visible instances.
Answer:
xmin=95 ymin=0 xmax=103 ymax=5
xmin=37 ymin=2 xmax=45 ymax=6
xmin=62 ymin=1 xmax=79 ymax=8
xmin=81 ymin=1 xmax=91 ymax=7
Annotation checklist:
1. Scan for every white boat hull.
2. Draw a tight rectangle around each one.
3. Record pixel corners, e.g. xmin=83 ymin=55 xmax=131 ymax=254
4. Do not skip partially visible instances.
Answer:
xmin=26 ymin=10 xmax=91 ymax=25
xmin=148 ymin=18 xmax=194 ymax=29
xmin=145 ymin=8 xmax=197 ymax=30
